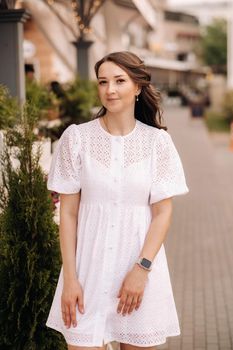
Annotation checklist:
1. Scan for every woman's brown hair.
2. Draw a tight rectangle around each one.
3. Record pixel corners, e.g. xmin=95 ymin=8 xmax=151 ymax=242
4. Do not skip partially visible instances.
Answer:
xmin=94 ymin=51 xmax=167 ymax=130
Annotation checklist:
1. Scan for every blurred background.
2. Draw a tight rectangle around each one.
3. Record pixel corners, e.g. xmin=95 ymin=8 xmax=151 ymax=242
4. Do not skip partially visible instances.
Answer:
xmin=0 ymin=1 xmax=233 ymax=350
xmin=1 ymin=0 xmax=233 ymax=134
xmin=1 ymin=0 xmax=233 ymax=138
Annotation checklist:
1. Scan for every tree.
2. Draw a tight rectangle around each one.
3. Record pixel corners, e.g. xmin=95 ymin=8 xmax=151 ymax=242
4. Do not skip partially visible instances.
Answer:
xmin=199 ymin=18 xmax=227 ymax=74
xmin=0 ymin=94 xmax=65 ymax=349
xmin=0 ymin=85 xmax=19 ymax=129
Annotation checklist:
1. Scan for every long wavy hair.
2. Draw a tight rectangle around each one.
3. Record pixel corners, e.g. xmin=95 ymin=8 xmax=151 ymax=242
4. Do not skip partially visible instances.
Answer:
xmin=94 ymin=51 xmax=166 ymax=130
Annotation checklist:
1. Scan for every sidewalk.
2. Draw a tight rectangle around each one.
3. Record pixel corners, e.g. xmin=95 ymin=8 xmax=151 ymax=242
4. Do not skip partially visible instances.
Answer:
xmin=157 ymin=106 xmax=233 ymax=350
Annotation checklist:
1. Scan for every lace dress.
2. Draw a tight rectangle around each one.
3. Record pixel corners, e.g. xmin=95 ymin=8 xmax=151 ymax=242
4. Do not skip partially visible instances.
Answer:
xmin=46 ymin=118 xmax=189 ymax=347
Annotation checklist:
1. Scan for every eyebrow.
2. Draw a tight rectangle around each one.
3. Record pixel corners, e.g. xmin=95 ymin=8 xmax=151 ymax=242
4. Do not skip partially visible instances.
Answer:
xmin=97 ymin=75 xmax=127 ymax=79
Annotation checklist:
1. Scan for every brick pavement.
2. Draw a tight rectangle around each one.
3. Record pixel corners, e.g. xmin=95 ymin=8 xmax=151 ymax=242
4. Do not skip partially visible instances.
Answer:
xmin=157 ymin=106 xmax=233 ymax=350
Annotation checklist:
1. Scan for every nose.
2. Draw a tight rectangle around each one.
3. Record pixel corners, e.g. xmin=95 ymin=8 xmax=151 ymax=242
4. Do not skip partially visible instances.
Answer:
xmin=106 ymin=81 xmax=116 ymax=94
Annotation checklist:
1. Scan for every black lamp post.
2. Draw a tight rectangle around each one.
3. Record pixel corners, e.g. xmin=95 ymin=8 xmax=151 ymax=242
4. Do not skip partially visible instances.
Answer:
xmin=71 ymin=0 xmax=98 ymax=79
xmin=44 ymin=0 xmax=106 ymax=79
xmin=72 ymin=38 xmax=93 ymax=79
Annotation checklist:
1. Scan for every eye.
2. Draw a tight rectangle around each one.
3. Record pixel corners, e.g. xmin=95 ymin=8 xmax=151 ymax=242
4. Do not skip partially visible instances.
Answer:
xmin=116 ymin=79 xmax=125 ymax=84
xmin=98 ymin=80 xmax=107 ymax=85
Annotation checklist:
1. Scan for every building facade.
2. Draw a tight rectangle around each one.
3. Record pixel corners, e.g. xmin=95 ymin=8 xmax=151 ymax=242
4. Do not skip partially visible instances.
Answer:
xmin=20 ymin=0 xmax=203 ymax=88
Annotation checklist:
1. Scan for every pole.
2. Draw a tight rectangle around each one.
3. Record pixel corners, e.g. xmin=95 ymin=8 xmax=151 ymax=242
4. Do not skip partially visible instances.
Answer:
xmin=0 ymin=9 xmax=30 ymax=103
xmin=73 ymin=38 xmax=93 ymax=79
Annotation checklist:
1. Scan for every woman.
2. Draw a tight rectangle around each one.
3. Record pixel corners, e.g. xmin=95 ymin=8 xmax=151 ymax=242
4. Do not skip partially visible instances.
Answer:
xmin=46 ymin=51 xmax=189 ymax=350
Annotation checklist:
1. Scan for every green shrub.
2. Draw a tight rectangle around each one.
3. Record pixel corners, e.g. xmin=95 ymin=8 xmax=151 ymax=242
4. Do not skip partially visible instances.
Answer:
xmin=204 ymin=109 xmax=230 ymax=132
xmin=222 ymin=90 xmax=233 ymax=123
xmin=26 ymin=78 xmax=59 ymax=120
xmin=0 ymin=102 xmax=65 ymax=349
xmin=0 ymin=85 xmax=19 ymax=129
xmin=61 ymin=77 xmax=100 ymax=124
xmin=198 ymin=18 xmax=227 ymax=74
xmin=30 ymin=77 xmax=101 ymax=141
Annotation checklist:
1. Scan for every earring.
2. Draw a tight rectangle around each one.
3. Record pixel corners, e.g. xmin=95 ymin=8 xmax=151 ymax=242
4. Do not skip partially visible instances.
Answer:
xmin=136 ymin=95 xmax=139 ymax=102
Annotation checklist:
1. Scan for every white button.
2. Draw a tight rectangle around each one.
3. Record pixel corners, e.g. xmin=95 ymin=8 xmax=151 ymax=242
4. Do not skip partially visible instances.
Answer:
xmin=114 ymin=157 xmax=118 ymax=161
xmin=108 ymin=246 xmax=113 ymax=250
xmin=104 ymin=290 xmax=108 ymax=294
xmin=113 ymin=202 xmax=118 ymax=206
xmin=111 ymin=224 xmax=115 ymax=228
xmin=114 ymin=178 xmax=118 ymax=183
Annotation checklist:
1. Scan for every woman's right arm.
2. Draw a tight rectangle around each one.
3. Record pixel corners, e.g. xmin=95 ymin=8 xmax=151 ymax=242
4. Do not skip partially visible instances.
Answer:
xmin=59 ymin=193 xmax=84 ymax=329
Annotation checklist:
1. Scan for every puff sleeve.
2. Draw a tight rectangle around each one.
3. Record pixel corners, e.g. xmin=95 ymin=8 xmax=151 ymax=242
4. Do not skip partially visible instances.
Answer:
xmin=47 ymin=124 xmax=81 ymax=194
xmin=150 ymin=129 xmax=189 ymax=204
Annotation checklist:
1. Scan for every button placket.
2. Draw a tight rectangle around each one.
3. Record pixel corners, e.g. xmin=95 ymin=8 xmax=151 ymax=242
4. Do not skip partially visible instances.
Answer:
xmin=95 ymin=136 xmax=123 ymax=343
xmin=111 ymin=137 xmax=123 ymax=224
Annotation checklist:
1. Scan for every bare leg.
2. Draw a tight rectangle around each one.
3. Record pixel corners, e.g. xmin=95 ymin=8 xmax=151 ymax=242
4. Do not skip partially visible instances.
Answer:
xmin=68 ymin=346 xmax=107 ymax=350
xmin=120 ymin=343 xmax=156 ymax=350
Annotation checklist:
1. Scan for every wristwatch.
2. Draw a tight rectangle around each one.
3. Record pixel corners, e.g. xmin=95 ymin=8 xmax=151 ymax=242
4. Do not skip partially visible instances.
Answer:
xmin=136 ymin=257 xmax=152 ymax=271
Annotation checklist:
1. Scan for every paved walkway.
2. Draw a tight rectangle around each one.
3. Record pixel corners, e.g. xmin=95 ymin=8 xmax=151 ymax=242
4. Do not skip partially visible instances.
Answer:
xmin=157 ymin=106 xmax=233 ymax=350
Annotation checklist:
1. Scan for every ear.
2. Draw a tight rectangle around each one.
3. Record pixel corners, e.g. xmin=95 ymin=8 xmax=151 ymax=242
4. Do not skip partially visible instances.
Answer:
xmin=136 ymin=85 xmax=142 ymax=96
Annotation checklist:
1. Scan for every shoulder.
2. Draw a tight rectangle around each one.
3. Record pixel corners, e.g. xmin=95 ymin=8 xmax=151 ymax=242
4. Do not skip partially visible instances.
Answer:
xmin=61 ymin=119 xmax=97 ymax=140
xmin=137 ymin=120 xmax=172 ymax=144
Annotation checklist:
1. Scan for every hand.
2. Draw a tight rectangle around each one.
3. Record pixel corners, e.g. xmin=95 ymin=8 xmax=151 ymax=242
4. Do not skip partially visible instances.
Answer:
xmin=117 ymin=264 xmax=149 ymax=316
xmin=61 ymin=278 xmax=84 ymax=328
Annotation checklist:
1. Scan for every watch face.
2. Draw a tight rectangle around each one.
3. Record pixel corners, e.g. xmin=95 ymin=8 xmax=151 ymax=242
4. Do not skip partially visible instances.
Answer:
xmin=141 ymin=258 xmax=151 ymax=269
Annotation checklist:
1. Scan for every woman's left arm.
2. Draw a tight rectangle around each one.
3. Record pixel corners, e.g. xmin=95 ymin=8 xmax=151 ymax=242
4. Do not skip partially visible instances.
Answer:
xmin=117 ymin=198 xmax=173 ymax=316
xmin=140 ymin=197 xmax=172 ymax=261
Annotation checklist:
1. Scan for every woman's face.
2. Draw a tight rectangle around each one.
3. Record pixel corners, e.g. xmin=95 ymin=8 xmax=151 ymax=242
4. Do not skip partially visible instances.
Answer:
xmin=97 ymin=61 xmax=139 ymax=114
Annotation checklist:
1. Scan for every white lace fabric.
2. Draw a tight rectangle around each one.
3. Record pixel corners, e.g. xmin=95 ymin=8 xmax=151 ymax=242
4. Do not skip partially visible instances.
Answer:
xmin=46 ymin=118 xmax=189 ymax=347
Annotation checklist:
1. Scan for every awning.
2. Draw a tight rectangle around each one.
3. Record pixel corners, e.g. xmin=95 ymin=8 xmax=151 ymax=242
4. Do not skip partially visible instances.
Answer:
xmin=144 ymin=56 xmax=197 ymax=71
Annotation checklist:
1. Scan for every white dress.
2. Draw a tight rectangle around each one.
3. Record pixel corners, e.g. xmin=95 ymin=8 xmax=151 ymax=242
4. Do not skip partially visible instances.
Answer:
xmin=46 ymin=118 xmax=189 ymax=347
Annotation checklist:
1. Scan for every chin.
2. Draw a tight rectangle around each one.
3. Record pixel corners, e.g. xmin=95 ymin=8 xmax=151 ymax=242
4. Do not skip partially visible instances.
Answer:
xmin=106 ymin=106 xmax=122 ymax=113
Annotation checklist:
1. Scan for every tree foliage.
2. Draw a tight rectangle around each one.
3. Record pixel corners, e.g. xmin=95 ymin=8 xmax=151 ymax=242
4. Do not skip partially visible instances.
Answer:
xmin=0 ymin=97 xmax=65 ymax=349
xmin=61 ymin=77 xmax=100 ymax=124
xmin=0 ymin=85 xmax=19 ymax=129
xmin=222 ymin=90 xmax=233 ymax=123
xmin=26 ymin=78 xmax=59 ymax=120
xmin=199 ymin=19 xmax=227 ymax=73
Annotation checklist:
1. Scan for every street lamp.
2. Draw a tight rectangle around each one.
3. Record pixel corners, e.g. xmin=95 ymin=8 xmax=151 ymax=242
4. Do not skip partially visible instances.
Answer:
xmin=44 ymin=0 xmax=106 ymax=79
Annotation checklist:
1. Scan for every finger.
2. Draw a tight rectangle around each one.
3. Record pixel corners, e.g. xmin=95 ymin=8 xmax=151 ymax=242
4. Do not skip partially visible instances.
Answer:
xmin=64 ymin=304 xmax=71 ymax=328
xmin=135 ymin=295 xmax=143 ymax=310
xmin=61 ymin=301 xmax=67 ymax=325
xmin=61 ymin=308 xmax=66 ymax=324
xmin=70 ymin=303 xmax=77 ymax=327
xmin=61 ymin=299 xmax=68 ymax=326
xmin=122 ymin=295 xmax=133 ymax=316
xmin=117 ymin=292 xmax=127 ymax=314
xmin=128 ymin=298 xmax=138 ymax=314
xmin=77 ymin=291 xmax=85 ymax=314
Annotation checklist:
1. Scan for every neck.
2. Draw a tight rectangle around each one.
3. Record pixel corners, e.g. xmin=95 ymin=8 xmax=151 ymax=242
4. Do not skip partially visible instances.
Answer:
xmin=103 ymin=110 xmax=136 ymax=136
